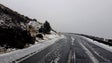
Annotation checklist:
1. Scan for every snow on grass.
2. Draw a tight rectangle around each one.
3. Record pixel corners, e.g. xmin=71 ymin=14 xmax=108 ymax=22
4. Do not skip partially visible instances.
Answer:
xmin=0 ymin=35 xmax=65 ymax=63
xmin=0 ymin=33 xmax=60 ymax=53
xmin=28 ymin=21 xmax=42 ymax=30
xmin=36 ymin=33 xmax=60 ymax=42
xmin=82 ymin=37 xmax=112 ymax=53
xmin=44 ymin=33 xmax=60 ymax=40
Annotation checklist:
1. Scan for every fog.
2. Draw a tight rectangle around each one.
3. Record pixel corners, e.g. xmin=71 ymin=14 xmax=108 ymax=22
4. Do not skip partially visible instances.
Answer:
xmin=0 ymin=0 xmax=112 ymax=38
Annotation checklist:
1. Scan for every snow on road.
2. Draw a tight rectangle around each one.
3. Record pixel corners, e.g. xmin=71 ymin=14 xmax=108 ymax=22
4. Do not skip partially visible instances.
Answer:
xmin=71 ymin=37 xmax=75 ymax=45
xmin=82 ymin=37 xmax=112 ymax=53
xmin=79 ymin=42 xmax=99 ymax=63
xmin=0 ymin=35 xmax=65 ymax=63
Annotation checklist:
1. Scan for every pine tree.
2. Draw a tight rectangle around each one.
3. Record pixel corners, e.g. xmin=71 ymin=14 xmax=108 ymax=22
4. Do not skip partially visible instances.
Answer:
xmin=39 ymin=20 xmax=51 ymax=34
xmin=43 ymin=21 xmax=51 ymax=34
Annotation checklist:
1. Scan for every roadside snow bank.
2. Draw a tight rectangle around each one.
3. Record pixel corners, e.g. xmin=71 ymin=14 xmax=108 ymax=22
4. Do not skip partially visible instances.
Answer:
xmin=82 ymin=37 xmax=112 ymax=53
xmin=0 ymin=35 xmax=65 ymax=63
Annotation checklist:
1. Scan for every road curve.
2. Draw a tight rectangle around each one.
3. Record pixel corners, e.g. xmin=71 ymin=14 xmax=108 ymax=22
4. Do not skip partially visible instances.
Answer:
xmin=14 ymin=34 xmax=112 ymax=63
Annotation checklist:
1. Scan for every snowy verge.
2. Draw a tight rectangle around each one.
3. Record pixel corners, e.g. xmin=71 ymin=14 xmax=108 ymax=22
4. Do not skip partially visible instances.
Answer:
xmin=82 ymin=36 xmax=112 ymax=53
xmin=0 ymin=35 xmax=65 ymax=63
xmin=37 ymin=33 xmax=60 ymax=42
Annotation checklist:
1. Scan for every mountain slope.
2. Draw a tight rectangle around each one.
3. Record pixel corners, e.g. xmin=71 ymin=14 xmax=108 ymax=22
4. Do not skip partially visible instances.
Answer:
xmin=0 ymin=4 xmax=54 ymax=49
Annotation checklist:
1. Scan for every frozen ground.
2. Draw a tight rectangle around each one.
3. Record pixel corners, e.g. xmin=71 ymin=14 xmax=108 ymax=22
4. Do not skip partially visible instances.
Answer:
xmin=0 ymin=34 xmax=65 ymax=63
xmin=0 ymin=33 xmax=60 ymax=53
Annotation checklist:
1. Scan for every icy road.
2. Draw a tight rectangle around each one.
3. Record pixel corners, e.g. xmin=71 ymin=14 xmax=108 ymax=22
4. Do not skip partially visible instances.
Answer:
xmin=2 ymin=34 xmax=112 ymax=63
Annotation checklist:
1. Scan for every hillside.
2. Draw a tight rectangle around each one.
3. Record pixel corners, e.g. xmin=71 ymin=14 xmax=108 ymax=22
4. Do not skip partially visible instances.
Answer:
xmin=0 ymin=4 xmax=57 ymax=53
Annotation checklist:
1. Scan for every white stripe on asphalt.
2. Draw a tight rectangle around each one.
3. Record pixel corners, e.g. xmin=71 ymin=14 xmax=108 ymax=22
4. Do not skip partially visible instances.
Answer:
xmin=73 ymin=52 xmax=76 ymax=63
xmin=67 ymin=50 xmax=72 ymax=63
xmin=71 ymin=37 xmax=75 ymax=45
xmin=79 ymin=42 xmax=99 ymax=63
xmin=71 ymin=37 xmax=76 ymax=63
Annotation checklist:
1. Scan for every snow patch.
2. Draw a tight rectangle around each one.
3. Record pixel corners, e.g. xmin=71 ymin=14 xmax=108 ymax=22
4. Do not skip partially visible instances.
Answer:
xmin=36 ymin=33 xmax=61 ymax=42
xmin=28 ymin=21 xmax=42 ymax=30
xmin=44 ymin=34 xmax=60 ymax=40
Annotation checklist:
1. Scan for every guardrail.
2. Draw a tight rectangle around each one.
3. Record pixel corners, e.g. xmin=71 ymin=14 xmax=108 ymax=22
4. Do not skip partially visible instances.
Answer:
xmin=76 ymin=34 xmax=112 ymax=46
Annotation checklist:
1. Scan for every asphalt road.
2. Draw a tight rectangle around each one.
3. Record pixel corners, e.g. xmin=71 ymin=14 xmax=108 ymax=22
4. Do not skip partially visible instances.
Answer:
xmin=15 ymin=34 xmax=112 ymax=63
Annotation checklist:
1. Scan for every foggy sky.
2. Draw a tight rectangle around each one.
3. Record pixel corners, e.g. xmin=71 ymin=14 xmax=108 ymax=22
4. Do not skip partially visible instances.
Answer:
xmin=0 ymin=0 xmax=112 ymax=38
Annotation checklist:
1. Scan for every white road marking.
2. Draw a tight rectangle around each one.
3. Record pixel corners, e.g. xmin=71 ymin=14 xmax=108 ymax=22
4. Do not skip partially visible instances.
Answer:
xmin=71 ymin=37 xmax=76 ymax=62
xmin=71 ymin=37 xmax=75 ymax=45
xmin=79 ymin=42 xmax=99 ymax=63
xmin=67 ymin=37 xmax=76 ymax=63
xmin=73 ymin=52 xmax=76 ymax=63
xmin=67 ymin=50 xmax=72 ymax=63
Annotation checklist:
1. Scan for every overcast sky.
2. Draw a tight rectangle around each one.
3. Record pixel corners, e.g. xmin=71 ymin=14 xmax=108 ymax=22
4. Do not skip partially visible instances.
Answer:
xmin=0 ymin=0 xmax=112 ymax=38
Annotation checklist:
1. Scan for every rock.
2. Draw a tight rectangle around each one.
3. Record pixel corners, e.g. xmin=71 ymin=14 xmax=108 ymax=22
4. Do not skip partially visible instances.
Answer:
xmin=36 ymin=34 xmax=43 ymax=39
